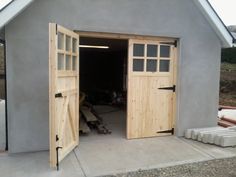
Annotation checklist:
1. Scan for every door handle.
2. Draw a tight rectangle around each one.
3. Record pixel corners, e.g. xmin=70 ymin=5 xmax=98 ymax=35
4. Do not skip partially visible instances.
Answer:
xmin=55 ymin=93 xmax=63 ymax=98
xmin=158 ymin=85 xmax=176 ymax=92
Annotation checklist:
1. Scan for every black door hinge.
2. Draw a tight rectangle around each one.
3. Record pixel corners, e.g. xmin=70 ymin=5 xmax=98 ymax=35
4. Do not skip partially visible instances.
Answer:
xmin=157 ymin=128 xmax=174 ymax=135
xmin=55 ymin=135 xmax=62 ymax=171
xmin=56 ymin=24 xmax=58 ymax=35
xmin=55 ymin=93 xmax=63 ymax=98
xmin=158 ymin=85 xmax=176 ymax=92
xmin=56 ymin=135 xmax=59 ymax=141
xmin=56 ymin=146 xmax=63 ymax=171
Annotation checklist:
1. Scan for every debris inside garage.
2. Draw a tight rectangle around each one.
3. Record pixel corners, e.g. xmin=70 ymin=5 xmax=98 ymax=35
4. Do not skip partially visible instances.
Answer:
xmin=79 ymin=92 xmax=113 ymax=135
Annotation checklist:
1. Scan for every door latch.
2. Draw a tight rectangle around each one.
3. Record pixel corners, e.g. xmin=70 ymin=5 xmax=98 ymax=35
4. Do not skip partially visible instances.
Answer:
xmin=158 ymin=85 xmax=176 ymax=92
xmin=56 ymin=146 xmax=63 ymax=171
xmin=55 ymin=93 xmax=63 ymax=98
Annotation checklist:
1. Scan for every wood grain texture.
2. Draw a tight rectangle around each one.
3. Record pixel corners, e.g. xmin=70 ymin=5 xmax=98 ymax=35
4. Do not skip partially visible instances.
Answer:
xmin=127 ymin=39 xmax=176 ymax=139
xmin=49 ymin=23 xmax=79 ymax=168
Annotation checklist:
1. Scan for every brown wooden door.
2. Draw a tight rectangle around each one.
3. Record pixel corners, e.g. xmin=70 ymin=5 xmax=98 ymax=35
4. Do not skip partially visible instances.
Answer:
xmin=127 ymin=39 xmax=176 ymax=139
xmin=49 ymin=23 xmax=79 ymax=168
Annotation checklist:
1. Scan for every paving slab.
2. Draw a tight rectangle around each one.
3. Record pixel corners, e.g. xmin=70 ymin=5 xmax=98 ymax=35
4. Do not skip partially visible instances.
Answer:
xmin=1 ymin=106 xmax=235 ymax=177
xmin=0 ymin=151 xmax=85 ymax=177
xmin=75 ymin=108 xmax=218 ymax=177
xmin=181 ymin=138 xmax=236 ymax=159
xmin=219 ymin=135 xmax=236 ymax=147
xmin=202 ymin=129 xmax=234 ymax=144
xmin=75 ymin=136 xmax=213 ymax=177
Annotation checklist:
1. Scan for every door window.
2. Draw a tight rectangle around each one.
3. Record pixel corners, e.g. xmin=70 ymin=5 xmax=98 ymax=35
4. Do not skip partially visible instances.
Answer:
xmin=133 ymin=44 xmax=145 ymax=57
xmin=132 ymin=43 xmax=172 ymax=73
xmin=133 ymin=59 xmax=145 ymax=72
xmin=147 ymin=59 xmax=157 ymax=72
xmin=57 ymin=35 xmax=78 ymax=72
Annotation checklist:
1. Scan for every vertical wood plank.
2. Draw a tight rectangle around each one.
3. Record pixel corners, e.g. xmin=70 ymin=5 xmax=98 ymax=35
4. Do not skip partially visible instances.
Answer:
xmin=49 ymin=23 xmax=57 ymax=167
xmin=127 ymin=39 xmax=177 ymax=139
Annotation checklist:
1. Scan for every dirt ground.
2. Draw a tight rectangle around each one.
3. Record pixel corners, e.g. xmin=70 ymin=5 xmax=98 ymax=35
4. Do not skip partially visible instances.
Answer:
xmin=103 ymin=157 xmax=236 ymax=177
xmin=220 ymin=63 xmax=236 ymax=107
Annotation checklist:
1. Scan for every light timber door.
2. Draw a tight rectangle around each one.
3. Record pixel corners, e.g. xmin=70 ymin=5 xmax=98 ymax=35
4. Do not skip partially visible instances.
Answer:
xmin=127 ymin=39 xmax=176 ymax=139
xmin=49 ymin=23 xmax=79 ymax=169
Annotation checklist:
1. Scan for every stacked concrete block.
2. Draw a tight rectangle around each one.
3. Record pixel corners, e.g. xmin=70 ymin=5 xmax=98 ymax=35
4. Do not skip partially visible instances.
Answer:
xmin=185 ymin=127 xmax=236 ymax=147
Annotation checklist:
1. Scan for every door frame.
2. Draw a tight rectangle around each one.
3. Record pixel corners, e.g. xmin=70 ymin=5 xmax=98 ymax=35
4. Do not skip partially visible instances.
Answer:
xmin=0 ymin=39 xmax=8 ymax=151
xmin=76 ymin=31 xmax=179 ymax=136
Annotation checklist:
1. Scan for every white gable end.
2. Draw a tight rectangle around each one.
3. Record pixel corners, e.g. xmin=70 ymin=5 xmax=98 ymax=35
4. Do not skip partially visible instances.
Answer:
xmin=0 ymin=0 xmax=34 ymax=29
xmin=194 ymin=0 xmax=234 ymax=48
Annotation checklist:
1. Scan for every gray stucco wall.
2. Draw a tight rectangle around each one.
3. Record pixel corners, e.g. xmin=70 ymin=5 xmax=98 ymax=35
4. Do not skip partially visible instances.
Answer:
xmin=5 ymin=0 xmax=221 ymax=153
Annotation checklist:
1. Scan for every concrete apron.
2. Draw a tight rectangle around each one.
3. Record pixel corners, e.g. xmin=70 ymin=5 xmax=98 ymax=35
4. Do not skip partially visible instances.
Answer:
xmin=0 ymin=108 xmax=236 ymax=177
xmin=0 ymin=137 xmax=235 ymax=177
xmin=76 ymin=136 xmax=236 ymax=177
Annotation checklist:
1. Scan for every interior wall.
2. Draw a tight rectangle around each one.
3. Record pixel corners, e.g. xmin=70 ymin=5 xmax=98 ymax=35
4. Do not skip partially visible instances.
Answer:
xmin=0 ymin=43 xmax=5 ymax=98
xmin=0 ymin=41 xmax=6 ymax=150
xmin=5 ymin=0 xmax=221 ymax=153
xmin=80 ymin=37 xmax=128 ymax=104
xmin=0 ymin=29 xmax=4 ymax=40
xmin=80 ymin=50 xmax=126 ymax=94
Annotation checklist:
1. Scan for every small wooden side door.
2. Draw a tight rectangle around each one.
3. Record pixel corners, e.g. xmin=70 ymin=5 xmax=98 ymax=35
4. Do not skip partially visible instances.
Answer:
xmin=49 ymin=23 xmax=79 ymax=168
xmin=127 ymin=39 xmax=176 ymax=139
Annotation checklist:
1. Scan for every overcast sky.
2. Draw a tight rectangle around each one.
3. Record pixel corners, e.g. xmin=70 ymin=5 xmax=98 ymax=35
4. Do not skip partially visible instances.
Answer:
xmin=0 ymin=0 xmax=235 ymax=26
xmin=209 ymin=0 xmax=236 ymax=26
xmin=0 ymin=0 xmax=12 ymax=10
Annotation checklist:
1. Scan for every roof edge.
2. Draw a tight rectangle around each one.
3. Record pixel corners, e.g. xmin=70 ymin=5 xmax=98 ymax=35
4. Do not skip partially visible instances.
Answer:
xmin=194 ymin=0 xmax=234 ymax=48
xmin=0 ymin=0 xmax=34 ymax=29
xmin=0 ymin=0 xmax=14 ymax=12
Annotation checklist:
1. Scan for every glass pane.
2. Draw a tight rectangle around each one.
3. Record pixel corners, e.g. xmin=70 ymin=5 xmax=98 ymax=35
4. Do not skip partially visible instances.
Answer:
xmin=147 ymin=59 xmax=157 ymax=72
xmin=72 ymin=56 xmax=77 ymax=71
xmin=72 ymin=38 xmax=77 ymax=53
xmin=160 ymin=60 xmax=170 ymax=72
xmin=58 ymin=32 xmax=64 ymax=50
xmin=133 ymin=44 xmax=144 ymax=57
xmin=147 ymin=45 xmax=158 ymax=57
xmin=133 ymin=59 xmax=144 ymax=72
xmin=160 ymin=46 xmax=170 ymax=58
xmin=66 ymin=35 xmax=71 ymax=52
xmin=66 ymin=55 xmax=71 ymax=70
xmin=58 ymin=54 xmax=64 ymax=70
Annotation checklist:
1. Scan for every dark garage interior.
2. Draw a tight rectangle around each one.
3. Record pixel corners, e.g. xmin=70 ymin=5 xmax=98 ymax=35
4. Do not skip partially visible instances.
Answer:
xmin=79 ymin=37 xmax=128 ymax=105
xmin=79 ymin=37 xmax=128 ymax=135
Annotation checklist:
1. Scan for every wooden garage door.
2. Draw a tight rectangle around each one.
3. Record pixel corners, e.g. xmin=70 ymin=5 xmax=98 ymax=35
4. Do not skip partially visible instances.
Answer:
xmin=127 ymin=39 xmax=176 ymax=139
xmin=49 ymin=23 xmax=79 ymax=169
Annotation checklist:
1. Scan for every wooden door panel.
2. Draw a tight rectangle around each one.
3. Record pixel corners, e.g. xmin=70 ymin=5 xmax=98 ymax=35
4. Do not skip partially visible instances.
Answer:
xmin=127 ymin=39 xmax=176 ymax=139
xmin=49 ymin=23 xmax=79 ymax=169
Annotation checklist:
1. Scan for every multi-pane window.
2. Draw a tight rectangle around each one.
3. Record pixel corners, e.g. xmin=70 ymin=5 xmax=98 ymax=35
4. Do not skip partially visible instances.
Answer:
xmin=132 ymin=43 xmax=171 ymax=73
xmin=57 ymin=32 xmax=78 ymax=71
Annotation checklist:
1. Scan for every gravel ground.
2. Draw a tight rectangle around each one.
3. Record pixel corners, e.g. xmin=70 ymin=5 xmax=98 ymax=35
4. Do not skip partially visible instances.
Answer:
xmin=102 ymin=157 xmax=236 ymax=177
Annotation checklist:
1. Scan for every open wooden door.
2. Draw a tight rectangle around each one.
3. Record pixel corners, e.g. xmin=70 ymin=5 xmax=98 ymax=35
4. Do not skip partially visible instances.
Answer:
xmin=49 ymin=23 xmax=79 ymax=169
xmin=127 ymin=39 xmax=176 ymax=139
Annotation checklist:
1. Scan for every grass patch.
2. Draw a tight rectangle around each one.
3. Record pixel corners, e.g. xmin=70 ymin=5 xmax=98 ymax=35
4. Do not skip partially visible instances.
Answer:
xmin=220 ymin=62 xmax=236 ymax=106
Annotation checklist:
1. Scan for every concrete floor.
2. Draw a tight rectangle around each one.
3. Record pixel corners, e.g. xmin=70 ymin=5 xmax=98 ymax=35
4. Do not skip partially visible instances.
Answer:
xmin=0 ymin=106 xmax=236 ymax=177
